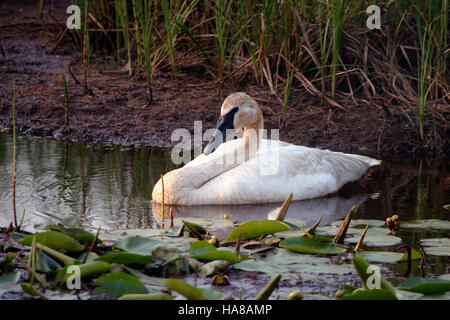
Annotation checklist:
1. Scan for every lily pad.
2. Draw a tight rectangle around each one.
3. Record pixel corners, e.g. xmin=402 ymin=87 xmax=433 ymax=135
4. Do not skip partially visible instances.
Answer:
xmin=420 ymin=238 xmax=450 ymax=257
xmin=189 ymin=241 xmax=240 ymax=263
xmin=232 ymin=260 xmax=290 ymax=274
xmin=339 ymin=288 xmax=397 ymax=300
xmin=118 ymin=293 xmax=174 ymax=300
xmin=20 ymin=231 xmax=84 ymax=253
xmin=356 ymin=251 xmax=404 ymax=263
xmin=279 ymin=237 xmax=346 ymax=255
xmin=227 ymin=220 xmax=290 ymax=241
xmin=48 ymin=225 xmax=99 ymax=246
xmin=356 ymin=248 xmax=421 ymax=264
xmin=398 ymin=277 xmax=450 ymax=295
xmin=399 ymin=219 xmax=450 ymax=231
xmin=332 ymin=219 xmax=385 ymax=228
xmin=96 ymin=252 xmax=155 ymax=265
xmin=113 ymin=237 xmax=166 ymax=255
xmin=94 ymin=272 xmax=149 ymax=296
xmin=345 ymin=234 xmax=402 ymax=247
xmin=420 ymin=238 xmax=450 ymax=247
xmin=0 ymin=271 xmax=21 ymax=293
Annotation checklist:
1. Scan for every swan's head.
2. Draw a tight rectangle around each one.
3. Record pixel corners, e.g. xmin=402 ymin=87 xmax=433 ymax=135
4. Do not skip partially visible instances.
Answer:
xmin=203 ymin=92 xmax=261 ymax=155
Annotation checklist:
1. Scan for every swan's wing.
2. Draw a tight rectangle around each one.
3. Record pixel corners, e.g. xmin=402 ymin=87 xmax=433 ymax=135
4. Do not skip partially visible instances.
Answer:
xmin=198 ymin=145 xmax=380 ymax=203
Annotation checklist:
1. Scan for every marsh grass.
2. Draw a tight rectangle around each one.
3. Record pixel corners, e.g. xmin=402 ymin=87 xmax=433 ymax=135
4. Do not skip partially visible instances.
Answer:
xmin=11 ymin=80 xmax=18 ymax=229
xmin=67 ymin=0 xmax=448 ymax=144
xmin=61 ymin=73 xmax=69 ymax=126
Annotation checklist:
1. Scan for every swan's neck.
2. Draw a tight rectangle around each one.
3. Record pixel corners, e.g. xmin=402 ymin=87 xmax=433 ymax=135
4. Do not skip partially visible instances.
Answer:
xmin=188 ymin=111 xmax=264 ymax=189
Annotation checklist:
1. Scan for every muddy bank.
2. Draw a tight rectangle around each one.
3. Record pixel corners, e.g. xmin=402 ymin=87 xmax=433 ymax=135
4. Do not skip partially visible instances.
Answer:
xmin=0 ymin=2 xmax=448 ymax=158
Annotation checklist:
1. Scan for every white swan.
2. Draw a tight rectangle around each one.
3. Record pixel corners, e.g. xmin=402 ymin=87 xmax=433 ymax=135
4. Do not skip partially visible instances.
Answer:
xmin=152 ymin=92 xmax=381 ymax=205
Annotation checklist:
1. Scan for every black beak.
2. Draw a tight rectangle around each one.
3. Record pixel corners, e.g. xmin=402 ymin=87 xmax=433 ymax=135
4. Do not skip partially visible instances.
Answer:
xmin=203 ymin=106 xmax=238 ymax=155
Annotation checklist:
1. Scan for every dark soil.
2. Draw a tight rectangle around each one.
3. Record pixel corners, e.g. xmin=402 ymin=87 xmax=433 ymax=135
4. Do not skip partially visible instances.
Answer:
xmin=0 ymin=1 xmax=448 ymax=159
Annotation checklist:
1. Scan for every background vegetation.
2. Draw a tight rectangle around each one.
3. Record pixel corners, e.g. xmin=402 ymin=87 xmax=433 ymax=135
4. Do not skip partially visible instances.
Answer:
xmin=57 ymin=1 xmax=450 ymax=149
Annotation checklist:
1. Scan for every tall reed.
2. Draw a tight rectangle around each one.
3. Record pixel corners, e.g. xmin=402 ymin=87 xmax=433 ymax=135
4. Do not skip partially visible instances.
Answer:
xmin=82 ymin=0 xmax=90 ymax=92
xmin=12 ymin=80 xmax=18 ymax=229
xmin=62 ymin=73 xmax=69 ymax=126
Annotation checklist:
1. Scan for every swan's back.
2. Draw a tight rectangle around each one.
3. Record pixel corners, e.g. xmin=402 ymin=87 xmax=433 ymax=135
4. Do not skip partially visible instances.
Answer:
xmin=184 ymin=140 xmax=380 ymax=205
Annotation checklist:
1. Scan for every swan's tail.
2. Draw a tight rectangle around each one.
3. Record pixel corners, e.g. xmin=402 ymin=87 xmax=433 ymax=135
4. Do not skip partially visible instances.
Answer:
xmin=346 ymin=154 xmax=381 ymax=168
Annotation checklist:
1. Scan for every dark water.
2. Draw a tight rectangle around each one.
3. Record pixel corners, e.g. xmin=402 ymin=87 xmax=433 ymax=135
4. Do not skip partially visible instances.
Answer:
xmin=0 ymin=132 xmax=448 ymax=232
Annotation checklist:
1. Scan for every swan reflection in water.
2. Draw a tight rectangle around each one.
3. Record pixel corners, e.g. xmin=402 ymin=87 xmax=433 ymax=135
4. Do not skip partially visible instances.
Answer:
xmin=152 ymin=193 xmax=372 ymax=229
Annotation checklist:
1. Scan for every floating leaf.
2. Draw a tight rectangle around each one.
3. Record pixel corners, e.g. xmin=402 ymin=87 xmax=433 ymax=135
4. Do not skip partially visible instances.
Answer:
xmin=227 ymin=220 xmax=290 ymax=241
xmin=399 ymin=220 xmax=450 ymax=231
xmin=49 ymin=225 xmax=99 ymax=246
xmin=0 ymin=271 xmax=21 ymax=293
xmin=96 ymin=252 xmax=155 ymax=265
xmin=189 ymin=241 xmax=239 ymax=263
xmin=36 ymin=250 xmax=62 ymax=272
xmin=339 ymin=289 xmax=397 ymax=300
xmin=198 ymin=286 xmax=223 ymax=300
xmin=279 ymin=237 xmax=346 ymax=255
xmin=113 ymin=237 xmax=166 ymax=255
xmin=346 ymin=219 xmax=385 ymax=228
xmin=20 ymin=231 xmax=84 ymax=253
xmin=94 ymin=272 xmax=148 ymax=296
xmin=345 ymin=234 xmax=402 ymax=247
xmin=232 ymin=260 xmax=290 ymax=274
xmin=398 ymin=277 xmax=450 ymax=295
xmin=356 ymin=248 xmax=421 ymax=264
xmin=118 ymin=293 xmax=174 ymax=300
xmin=356 ymin=251 xmax=404 ymax=263
xmin=420 ymin=238 xmax=450 ymax=257
xmin=165 ymin=278 xmax=207 ymax=300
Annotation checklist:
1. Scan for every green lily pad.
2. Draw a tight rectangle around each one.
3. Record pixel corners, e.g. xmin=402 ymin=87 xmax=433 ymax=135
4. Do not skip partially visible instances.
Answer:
xmin=420 ymin=238 xmax=450 ymax=247
xmin=19 ymin=231 xmax=84 ymax=253
xmin=118 ymin=293 xmax=174 ymax=300
xmin=339 ymin=288 xmax=397 ymax=300
xmin=94 ymin=272 xmax=149 ymax=296
xmin=113 ymin=237 xmax=166 ymax=255
xmin=198 ymin=286 xmax=223 ymax=300
xmin=189 ymin=241 xmax=239 ymax=263
xmin=121 ymin=266 xmax=167 ymax=293
xmin=96 ymin=252 xmax=155 ymax=265
xmin=165 ymin=278 xmax=207 ymax=300
xmin=420 ymin=238 xmax=450 ymax=257
xmin=345 ymin=234 xmax=402 ymax=247
xmin=0 ymin=271 xmax=21 ymax=293
xmin=423 ymin=247 xmax=450 ymax=257
xmin=356 ymin=251 xmax=404 ymax=263
xmin=36 ymin=250 xmax=62 ymax=272
xmin=356 ymin=248 xmax=421 ymax=263
xmin=227 ymin=220 xmax=290 ymax=241
xmin=48 ymin=225 xmax=100 ymax=246
xmin=398 ymin=277 xmax=450 ymax=295
xmin=279 ymin=237 xmax=346 ymax=255
xmin=399 ymin=219 xmax=450 ymax=231
xmin=232 ymin=260 xmax=290 ymax=274
xmin=332 ymin=219 xmax=385 ymax=228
